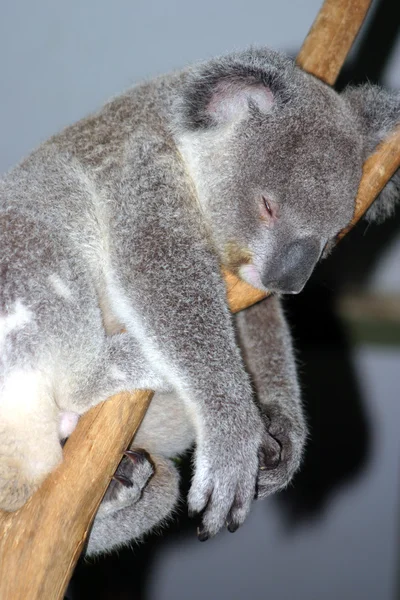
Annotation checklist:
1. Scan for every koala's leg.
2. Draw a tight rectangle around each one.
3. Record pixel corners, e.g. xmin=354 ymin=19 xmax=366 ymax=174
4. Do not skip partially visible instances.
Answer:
xmin=235 ymin=295 xmax=307 ymax=498
xmin=86 ymin=450 xmax=180 ymax=556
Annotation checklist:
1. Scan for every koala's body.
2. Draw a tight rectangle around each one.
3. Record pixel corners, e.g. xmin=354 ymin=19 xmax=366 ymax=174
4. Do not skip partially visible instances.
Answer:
xmin=0 ymin=48 xmax=399 ymax=555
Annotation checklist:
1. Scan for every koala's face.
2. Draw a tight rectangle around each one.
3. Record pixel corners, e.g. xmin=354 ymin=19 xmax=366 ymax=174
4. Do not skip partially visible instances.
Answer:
xmin=177 ymin=50 xmax=365 ymax=294
xmin=208 ymin=102 xmax=363 ymax=294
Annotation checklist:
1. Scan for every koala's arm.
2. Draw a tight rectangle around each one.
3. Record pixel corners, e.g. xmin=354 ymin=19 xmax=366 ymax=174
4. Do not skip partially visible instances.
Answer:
xmin=235 ymin=295 xmax=306 ymax=497
xmin=106 ymin=141 xmax=263 ymax=539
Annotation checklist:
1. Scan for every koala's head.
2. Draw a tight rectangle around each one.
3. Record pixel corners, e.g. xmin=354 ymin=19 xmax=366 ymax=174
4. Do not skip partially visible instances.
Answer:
xmin=174 ymin=48 xmax=399 ymax=294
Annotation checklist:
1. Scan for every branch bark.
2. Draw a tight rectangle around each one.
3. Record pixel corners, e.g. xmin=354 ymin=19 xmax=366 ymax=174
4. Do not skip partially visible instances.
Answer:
xmin=2 ymin=0 xmax=396 ymax=598
xmin=296 ymin=0 xmax=372 ymax=85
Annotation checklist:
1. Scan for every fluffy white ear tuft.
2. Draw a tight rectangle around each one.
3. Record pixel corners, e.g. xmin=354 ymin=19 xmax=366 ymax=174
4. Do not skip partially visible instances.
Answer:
xmin=206 ymin=80 xmax=274 ymax=124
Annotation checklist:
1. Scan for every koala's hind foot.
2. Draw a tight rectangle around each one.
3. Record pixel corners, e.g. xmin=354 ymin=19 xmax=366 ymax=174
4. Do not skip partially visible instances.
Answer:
xmin=102 ymin=449 xmax=155 ymax=507
xmin=86 ymin=450 xmax=180 ymax=556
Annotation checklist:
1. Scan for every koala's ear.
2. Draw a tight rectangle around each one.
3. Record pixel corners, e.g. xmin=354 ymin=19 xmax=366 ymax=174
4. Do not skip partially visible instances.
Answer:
xmin=180 ymin=73 xmax=277 ymax=130
xmin=343 ymin=85 xmax=400 ymax=152
xmin=177 ymin=49 xmax=296 ymax=131
xmin=205 ymin=79 xmax=274 ymax=125
xmin=343 ymin=85 xmax=400 ymax=222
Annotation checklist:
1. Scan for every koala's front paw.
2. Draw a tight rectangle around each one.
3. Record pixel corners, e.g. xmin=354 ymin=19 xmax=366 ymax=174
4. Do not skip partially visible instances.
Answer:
xmin=256 ymin=404 xmax=306 ymax=499
xmin=188 ymin=408 xmax=263 ymax=540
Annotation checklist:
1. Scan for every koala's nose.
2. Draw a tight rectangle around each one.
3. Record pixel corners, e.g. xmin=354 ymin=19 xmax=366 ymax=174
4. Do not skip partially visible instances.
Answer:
xmin=262 ymin=238 xmax=321 ymax=294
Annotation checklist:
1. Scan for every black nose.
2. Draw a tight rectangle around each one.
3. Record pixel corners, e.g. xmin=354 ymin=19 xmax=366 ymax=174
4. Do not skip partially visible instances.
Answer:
xmin=262 ymin=238 xmax=321 ymax=294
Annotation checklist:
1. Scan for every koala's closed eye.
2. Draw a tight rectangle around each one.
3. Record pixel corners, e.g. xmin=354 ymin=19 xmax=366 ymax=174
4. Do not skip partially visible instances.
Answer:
xmin=262 ymin=195 xmax=274 ymax=218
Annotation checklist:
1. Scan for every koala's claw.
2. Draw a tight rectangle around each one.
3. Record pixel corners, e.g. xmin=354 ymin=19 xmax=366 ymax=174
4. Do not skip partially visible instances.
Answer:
xmin=190 ymin=480 xmax=254 ymax=539
xmin=112 ymin=474 xmax=133 ymax=488
xmin=103 ymin=448 xmax=155 ymax=505
xmin=197 ymin=527 xmax=209 ymax=542
xmin=258 ymin=435 xmax=282 ymax=470
xmin=226 ymin=519 xmax=240 ymax=533
xmin=123 ymin=448 xmax=153 ymax=464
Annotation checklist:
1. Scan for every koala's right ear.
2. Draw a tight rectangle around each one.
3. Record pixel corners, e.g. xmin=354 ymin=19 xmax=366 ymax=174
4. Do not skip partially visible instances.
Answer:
xmin=204 ymin=79 xmax=274 ymax=125
xmin=343 ymin=85 xmax=400 ymax=223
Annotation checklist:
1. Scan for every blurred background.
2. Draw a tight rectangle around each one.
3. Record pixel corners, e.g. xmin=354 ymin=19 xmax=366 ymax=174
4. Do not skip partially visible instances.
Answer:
xmin=1 ymin=0 xmax=399 ymax=598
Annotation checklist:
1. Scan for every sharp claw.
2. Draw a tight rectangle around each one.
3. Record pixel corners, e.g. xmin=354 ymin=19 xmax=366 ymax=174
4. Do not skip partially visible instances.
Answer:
xmin=227 ymin=521 xmax=240 ymax=533
xmin=112 ymin=474 xmax=133 ymax=488
xmin=197 ymin=527 xmax=209 ymax=542
xmin=123 ymin=449 xmax=154 ymax=468
xmin=260 ymin=438 xmax=282 ymax=470
xmin=123 ymin=450 xmax=141 ymax=462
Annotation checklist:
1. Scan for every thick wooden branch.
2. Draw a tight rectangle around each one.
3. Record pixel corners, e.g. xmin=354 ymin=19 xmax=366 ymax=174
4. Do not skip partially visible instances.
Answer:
xmin=338 ymin=124 xmax=400 ymax=239
xmin=1 ymin=0 xmax=393 ymax=598
xmin=296 ymin=0 xmax=372 ymax=85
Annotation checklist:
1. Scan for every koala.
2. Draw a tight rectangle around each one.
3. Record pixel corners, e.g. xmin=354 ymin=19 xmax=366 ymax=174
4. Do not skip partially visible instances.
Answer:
xmin=0 ymin=48 xmax=399 ymax=556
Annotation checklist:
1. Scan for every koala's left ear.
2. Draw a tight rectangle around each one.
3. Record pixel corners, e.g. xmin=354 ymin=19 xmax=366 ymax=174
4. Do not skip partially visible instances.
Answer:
xmin=343 ymin=85 xmax=400 ymax=222
xmin=205 ymin=79 xmax=274 ymax=125
xmin=181 ymin=74 xmax=276 ymax=131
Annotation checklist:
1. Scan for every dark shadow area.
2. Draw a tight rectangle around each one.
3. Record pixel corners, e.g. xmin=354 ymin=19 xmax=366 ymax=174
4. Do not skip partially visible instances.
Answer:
xmin=68 ymin=1 xmax=400 ymax=597
xmin=278 ymin=277 xmax=371 ymax=523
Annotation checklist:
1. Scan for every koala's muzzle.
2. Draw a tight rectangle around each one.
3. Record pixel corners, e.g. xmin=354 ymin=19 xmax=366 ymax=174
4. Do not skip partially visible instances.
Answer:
xmin=262 ymin=238 xmax=321 ymax=294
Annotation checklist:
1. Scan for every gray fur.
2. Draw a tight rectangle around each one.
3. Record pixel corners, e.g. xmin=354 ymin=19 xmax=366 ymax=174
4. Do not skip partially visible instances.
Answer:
xmin=343 ymin=84 xmax=400 ymax=223
xmin=0 ymin=48 xmax=399 ymax=554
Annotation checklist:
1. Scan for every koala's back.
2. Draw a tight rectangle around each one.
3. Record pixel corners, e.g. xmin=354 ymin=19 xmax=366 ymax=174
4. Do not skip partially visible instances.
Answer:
xmin=0 ymin=71 xmax=200 ymax=409
xmin=0 ymin=73 xmax=181 ymax=232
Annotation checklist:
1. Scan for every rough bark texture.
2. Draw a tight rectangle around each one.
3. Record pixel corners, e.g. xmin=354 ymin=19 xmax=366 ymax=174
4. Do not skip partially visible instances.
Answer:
xmin=296 ymin=0 xmax=372 ymax=85
xmin=338 ymin=125 xmax=400 ymax=239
